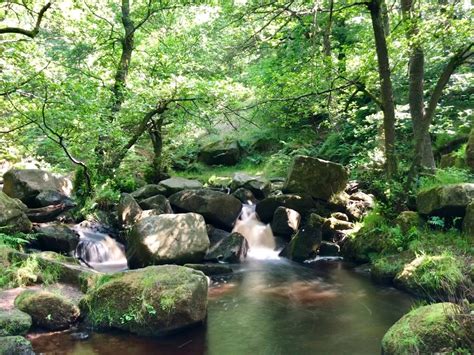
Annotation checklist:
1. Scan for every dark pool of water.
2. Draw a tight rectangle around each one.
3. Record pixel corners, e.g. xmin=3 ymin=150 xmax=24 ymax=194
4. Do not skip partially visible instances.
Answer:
xmin=30 ymin=259 xmax=413 ymax=355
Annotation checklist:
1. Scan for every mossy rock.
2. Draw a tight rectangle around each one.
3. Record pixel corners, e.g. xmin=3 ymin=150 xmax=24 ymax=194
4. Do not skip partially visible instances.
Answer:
xmin=371 ymin=252 xmax=415 ymax=284
xmin=382 ymin=303 xmax=470 ymax=354
xmin=0 ymin=309 xmax=32 ymax=336
xmin=0 ymin=192 xmax=32 ymax=233
xmin=394 ymin=254 xmax=468 ymax=300
xmin=14 ymin=290 xmax=80 ymax=330
xmin=416 ymin=183 xmax=474 ymax=216
xmin=394 ymin=211 xmax=423 ymax=234
xmin=80 ymin=265 xmax=208 ymax=336
xmin=0 ymin=336 xmax=35 ymax=355
xmin=341 ymin=227 xmax=393 ymax=263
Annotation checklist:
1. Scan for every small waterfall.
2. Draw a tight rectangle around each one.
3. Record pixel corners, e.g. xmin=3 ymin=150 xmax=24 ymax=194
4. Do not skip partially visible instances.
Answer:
xmin=73 ymin=225 xmax=128 ymax=273
xmin=232 ymin=204 xmax=279 ymax=260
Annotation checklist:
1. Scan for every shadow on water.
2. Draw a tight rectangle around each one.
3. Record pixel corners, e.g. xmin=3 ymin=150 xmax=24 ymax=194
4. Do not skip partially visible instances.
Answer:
xmin=30 ymin=259 xmax=414 ymax=355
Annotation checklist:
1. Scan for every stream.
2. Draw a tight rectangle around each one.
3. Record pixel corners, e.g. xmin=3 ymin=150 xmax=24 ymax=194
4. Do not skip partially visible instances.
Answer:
xmin=29 ymin=258 xmax=413 ymax=355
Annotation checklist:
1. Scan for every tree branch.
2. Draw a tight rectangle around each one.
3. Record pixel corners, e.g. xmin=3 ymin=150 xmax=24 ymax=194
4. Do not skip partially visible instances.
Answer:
xmin=0 ymin=2 xmax=51 ymax=38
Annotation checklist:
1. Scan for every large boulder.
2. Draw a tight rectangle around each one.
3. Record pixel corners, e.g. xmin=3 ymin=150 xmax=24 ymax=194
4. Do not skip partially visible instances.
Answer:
xmin=3 ymin=169 xmax=72 ymax=208
xmin=158 ymin=178 xmax=203 ymax=197
xmin=230 ymin=173 xmax=271 ymax=199
xmin=0 ymin=309 xmax=32 ymax=336
xmin=283 ymin=156 xmax=349 ymax=201
xmin=0 ymin=336 xmax=35 ymax=355
xmin=279 ymin=214 xmax=324 ymax=262
xmin=33 ymin=223 xmax=79 ymax=254
xmin=130 ymin=184 xmax=167 ymax=201
xmin=0 ymin=192 xmax=31 ymax=233
xmin=382 ymin=303 xmax=471 ymax=354
xmin=256 ymin=194 xmax=314 ymax=223
xmin=127 ymin=213 xmax=210 ymax=268
xmin=395 ymin=211 xmax=423 ymax=234
xmin=416 ymin=183 xmax=474 ymax=216
xmin=80 ymin=265 xmax=208 ymax=336
xmin=169 ymin=189 xmax=242 ymax=230
xmin=232 ymin=188 xmax=257 ymax=205
xmin=15 ymin=290 xmax=80 ymax=331
xmin=34 ymin=190 xmax=74 ymax=208
xmin=138 ymin=195 xmax=173 ymax=214
xmin=204 ymin=232 xmax=248 ymax=263
xmin=270 ymin=207 xmax=300 ymax=239
xmin=463 ymin=202 xmax=474 ymax=236
xmin=466 ymin=127 xmax=474 ymax=170
xmin=198 ymin=139 xmax=241 ymax=166
xmin=117 ymin=193 xmax=142 ymax=226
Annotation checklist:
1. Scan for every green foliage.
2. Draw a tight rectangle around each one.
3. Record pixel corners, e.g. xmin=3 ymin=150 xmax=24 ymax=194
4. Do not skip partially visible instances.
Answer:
xmin=418 ymin=168 xmax=474 ymax=192
xmin=0 ymin=232 xmax=35 ymax=250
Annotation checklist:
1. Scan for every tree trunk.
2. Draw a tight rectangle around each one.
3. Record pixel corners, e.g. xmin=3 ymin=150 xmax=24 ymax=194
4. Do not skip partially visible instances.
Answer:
xmin=368 ymin=0 xmax=398 ymax=178
xmin=148 ymin=118 xmax=167 ymax=183
xmin=401 ymin=0 xmax=436 ymax=174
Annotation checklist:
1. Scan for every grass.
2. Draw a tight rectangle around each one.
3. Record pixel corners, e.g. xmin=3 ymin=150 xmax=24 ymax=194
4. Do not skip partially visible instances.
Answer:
xmin=418 ymin=167 xmax=473 ymax=192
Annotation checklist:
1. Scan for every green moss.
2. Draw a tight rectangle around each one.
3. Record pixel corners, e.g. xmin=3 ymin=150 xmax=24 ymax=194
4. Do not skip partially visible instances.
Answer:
xmin=382 ymin=303 xmax=469 ymax=354
xmin=418 ymin=168 xmax=474 ymax=193
xmin=371 ymin=252 xmax=415 ymax=284
xmin=0 ymin=309 xmax=32 ymax=336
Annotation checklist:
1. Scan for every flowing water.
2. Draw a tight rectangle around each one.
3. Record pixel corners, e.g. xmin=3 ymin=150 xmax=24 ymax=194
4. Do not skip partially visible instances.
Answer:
xmin=30 ymin=259 xmax=413 ymax=355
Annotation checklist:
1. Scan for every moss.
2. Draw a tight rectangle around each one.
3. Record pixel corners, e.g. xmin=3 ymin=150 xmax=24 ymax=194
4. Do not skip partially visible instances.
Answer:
xmin=0 ymin=309 xmax=32 ymax=336
xmin=394 ymin=253 xmax=469 ymax=299
xmin=15 ymin=290 xmax=80 ymax=331
xmin=382 ymin=303 xmax=470 ymax=354
xmin=0 ymin=335 xmax=34 ymax=355
xmin=371 ymin=251 xmax=415 ymax=284
xmin=81 ymin=265 xmax=208 ymax=336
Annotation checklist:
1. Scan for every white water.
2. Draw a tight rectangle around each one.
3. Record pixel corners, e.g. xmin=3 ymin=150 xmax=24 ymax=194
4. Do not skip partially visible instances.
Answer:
xmin=232 ymin=204 xmax=279 ymax=260
xmin=73 ymin=225 xmax=128 ymax=273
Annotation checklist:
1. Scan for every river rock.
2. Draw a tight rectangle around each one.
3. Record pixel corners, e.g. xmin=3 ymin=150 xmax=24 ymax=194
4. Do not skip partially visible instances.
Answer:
xmin=463 ymin=202 xmax=474 ymax=236
xmin=283 ymin=156 xmax=348 ymax=201
xmin=158 ymin=177 xmax=203 ymax=197
xmin=318 ymin=241 xmax=340 ymax=257
xmin=280 ymin=213 xmax=324 ymax=262
xmin=232 ymin=188 xmax=258 ymax=205
xmin=416 ymin=183 xmax=474 ymax=216
xmin=15 ymin=290 xmax=80 ymax=331
xmin=35 ymin=190 xmax=73 ymax=208
xmin=3 ymin=169 xmax=72 ymax=208
xmin=466 ymin=127 xmax=474 ymax=170
xmin=33 ymin=223 xmax=79 ymax=254
xmin=130 ymin=184 xmax=167 ymax=201
xmin=0 ymin=192 xmax=31 ymax=233
xmin=382 ymin=303 xmax=470 ymax=354
xmin=198 ymin=139 xmax=242 ymax=166
xmin=0 ymin=309 xmax=32 ymax=336
xmin=117 ymin=193 xmax=142 ymax=226
xmin=0 ymin=336 xmax=35 ymax=355
xmin=207 ymin=225 xmax=230 ymax=245
xmin=204 ymin=232 xmax=248 ymax=263
xmin=346 ymin=191 xmax=374 ymax=220
xmin=271 ymin=207 xmax=300 ymax=238
xmin=138 ymin=194 xmax=173 ymax=214
xmin=256 ymin=194 xmax=314 ymax=223
xmin=80 ymin=265 xmax=208 ymax=336
xmin=230 ymin=173 xmax=271 ymax=199
xmin=169 ymin=189 xmax=242 ymax=230
xmin=127 ymin=213 xmax=210 ymax=267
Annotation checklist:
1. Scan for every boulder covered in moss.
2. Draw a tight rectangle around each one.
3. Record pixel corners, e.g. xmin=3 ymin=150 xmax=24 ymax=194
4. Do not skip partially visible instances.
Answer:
xmin=80 ymin=265 xmax=208 ymax=336
xmin=0 ymin=336 xmax=35 ymax=355
xmin=0 ymin=192 xmax=32 ymax=233
xmin=0 ymin=309 xmax=32 ymax=336
xmin=416 ymin=183 xmax=474 ymax=216
xmin=283 ymin=156 xmax=348 ymax=201
xmin=463 ymin=202 xmax=474 ymax=236
xmin=169 ymin=189 xmax=242 ymax=229
xmin=15 ymin=290 xmax=80 ymax=330
xmin=371 ymin=252 xmax=415 ymax=284
xmin=127 ymin=213 xmax=210 ymax=268
xmin=198 ymin=139 xmax=242 ymax=166
xmin=382 ymin=303 xmax=470 ymax=354
xmin=466 ymin=127 xmax=474 ymax=170
xmin=395 ymin=211 xmax=423 ymax=234
xmin=394 ymin=254 xmax=467 ymax=299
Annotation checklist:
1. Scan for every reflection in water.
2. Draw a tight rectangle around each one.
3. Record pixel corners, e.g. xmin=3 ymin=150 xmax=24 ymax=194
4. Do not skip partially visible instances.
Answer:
xmin=232 ymin=204 xmax=278 ymax=260
xmin=31 ymin=259 xmax=413 ymax=355
xmin=73 ymin=226 xmax=128 ymax=273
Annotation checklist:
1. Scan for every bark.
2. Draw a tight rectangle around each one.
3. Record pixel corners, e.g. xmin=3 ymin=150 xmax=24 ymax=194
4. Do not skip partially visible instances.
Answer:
xmin=401 ymin=0 xmax=435 ymax=173
xmin=147 ymin=118 xmax=166 ymax=183
xmin=368 ymin=0 xmax=398 ymax=178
